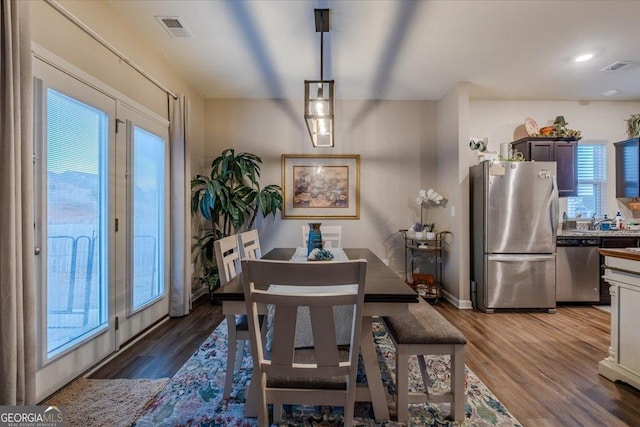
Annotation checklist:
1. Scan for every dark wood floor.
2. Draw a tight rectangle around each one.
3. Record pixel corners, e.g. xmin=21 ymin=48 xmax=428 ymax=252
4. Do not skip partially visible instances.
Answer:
xmin=91 ymin=297 xmax=640 ymax=426
xmin=90 ymin=297 xmax=224 ymax=379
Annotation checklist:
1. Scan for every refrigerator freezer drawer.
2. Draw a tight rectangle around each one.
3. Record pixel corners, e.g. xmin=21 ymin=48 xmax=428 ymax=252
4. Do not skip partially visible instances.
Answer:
xmin=484 ymin=254 xmax=556 ymax=310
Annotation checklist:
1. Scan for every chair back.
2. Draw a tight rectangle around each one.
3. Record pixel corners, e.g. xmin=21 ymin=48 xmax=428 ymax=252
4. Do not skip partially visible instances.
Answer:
xmin=238 ymin=229 xmax=261 ymax=259
xmin=302 ymin=225 xmax=342 ymax=249
xmin=214 ymin=234 xmax=241 ymax=286
xmin=242 ymin=259 xmax=366 ymax=390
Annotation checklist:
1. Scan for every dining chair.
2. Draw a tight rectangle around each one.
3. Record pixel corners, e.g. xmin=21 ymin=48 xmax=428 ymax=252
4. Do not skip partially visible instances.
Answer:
xmin=238 ymin=229 xmax=261 ymax=259
xmin=241 ymin=258 xmax=367 ymax=427
xmin=302 ymin=225 xmax=342 ymax=249
xmin=214 ymin=234 xmax=249 ymax=400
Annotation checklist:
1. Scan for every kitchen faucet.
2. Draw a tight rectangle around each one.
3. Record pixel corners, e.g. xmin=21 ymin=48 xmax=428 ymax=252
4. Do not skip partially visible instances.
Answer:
xmin=592 ymin=217 xmax=614 ymax=230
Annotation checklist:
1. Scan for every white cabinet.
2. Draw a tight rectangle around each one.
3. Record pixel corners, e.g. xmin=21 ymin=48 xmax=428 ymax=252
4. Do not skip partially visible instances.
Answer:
xmin=600 ymin=253 xmax=640 ymax=390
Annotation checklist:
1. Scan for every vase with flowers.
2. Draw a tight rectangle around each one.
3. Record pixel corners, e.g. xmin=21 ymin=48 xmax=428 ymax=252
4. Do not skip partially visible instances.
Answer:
xmin=415 ymin=188 xmax=444 ymax=239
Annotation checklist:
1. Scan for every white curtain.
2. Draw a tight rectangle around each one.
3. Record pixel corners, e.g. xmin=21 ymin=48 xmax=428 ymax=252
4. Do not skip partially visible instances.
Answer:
xmin=0 ymin=0 xmax=36 ymax=405
xmin=169 ymin=94 xmax=192 ymax=316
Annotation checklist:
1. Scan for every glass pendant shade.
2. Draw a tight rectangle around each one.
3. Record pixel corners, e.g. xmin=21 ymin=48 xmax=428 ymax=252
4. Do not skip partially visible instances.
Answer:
xmin=304 ymin=80 xmax=334 ymax=147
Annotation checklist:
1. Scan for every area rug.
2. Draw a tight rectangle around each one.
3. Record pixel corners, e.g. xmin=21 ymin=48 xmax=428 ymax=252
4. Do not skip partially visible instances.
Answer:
xmin=44 ymin=377 xmax=169 ymax=427
xmin=134 ymin=320 xmax=521 ymax=427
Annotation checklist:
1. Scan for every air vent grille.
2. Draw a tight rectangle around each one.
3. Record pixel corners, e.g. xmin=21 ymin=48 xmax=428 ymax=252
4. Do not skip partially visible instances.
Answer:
xmin=601 ymin=61 xmax=640 ymax=72
xmin=155 ymin=16 xmax=193 ymax=38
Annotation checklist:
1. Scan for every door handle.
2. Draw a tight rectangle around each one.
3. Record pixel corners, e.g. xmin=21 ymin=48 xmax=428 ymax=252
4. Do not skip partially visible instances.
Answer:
xmin=35 ymin=247 xmax=41 ymax=255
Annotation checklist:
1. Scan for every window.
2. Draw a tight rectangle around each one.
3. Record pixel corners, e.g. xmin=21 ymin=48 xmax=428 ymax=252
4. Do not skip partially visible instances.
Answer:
xmin=567 ymin=143 xmax=607 ymax=218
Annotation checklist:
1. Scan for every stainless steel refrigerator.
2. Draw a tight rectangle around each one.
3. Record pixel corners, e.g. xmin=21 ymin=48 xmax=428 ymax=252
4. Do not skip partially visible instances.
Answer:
xmin=470 ymin=161 xmax=558 ymax=312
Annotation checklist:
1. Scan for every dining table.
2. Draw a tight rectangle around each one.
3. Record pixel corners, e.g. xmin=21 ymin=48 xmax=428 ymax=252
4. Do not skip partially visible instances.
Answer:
xmin=213 ymin=247 xmax=419 ymax=421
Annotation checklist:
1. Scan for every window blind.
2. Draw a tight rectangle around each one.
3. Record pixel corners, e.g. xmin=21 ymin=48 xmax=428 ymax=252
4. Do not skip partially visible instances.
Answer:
xmin=567 ymin=143 xmax=607 ymax=218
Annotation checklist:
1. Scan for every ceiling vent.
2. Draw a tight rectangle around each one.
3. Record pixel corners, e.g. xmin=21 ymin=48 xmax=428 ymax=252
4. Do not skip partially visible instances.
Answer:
xmin=155 ymin=16 xmax=193 ymax=38
xmin=601 ymin=61 xmax=640 ymax=72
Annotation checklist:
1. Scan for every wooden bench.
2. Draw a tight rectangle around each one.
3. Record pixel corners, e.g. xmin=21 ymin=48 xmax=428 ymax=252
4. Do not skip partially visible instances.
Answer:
xmin=382 ymin=298 xmax=467 ymax=423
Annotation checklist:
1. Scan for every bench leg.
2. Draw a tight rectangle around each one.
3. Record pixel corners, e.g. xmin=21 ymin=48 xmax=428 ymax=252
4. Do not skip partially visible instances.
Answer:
xmin=396 ymin=343 xmax=409 ymax=423
xmin=451 ymin=344 xmax=466 ymax=422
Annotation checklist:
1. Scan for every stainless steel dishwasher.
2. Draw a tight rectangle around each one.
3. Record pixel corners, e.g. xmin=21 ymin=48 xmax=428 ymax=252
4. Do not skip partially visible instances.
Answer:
xmin=556 ymin=237 xmax=601 ymax=302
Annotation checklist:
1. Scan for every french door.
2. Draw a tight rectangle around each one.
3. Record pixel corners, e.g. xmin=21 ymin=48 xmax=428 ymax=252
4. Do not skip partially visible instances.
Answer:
xmin=33 ymin=55 xmax=169 ymax=401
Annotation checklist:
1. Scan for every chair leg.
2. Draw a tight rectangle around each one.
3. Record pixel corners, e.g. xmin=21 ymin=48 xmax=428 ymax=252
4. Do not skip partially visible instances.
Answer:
xmin=224 ymin=315 xmax=237 ymax=399
xmin=451 ymin=344 xmax=466 ymax=422
xmin=344 ymin=379 xmax=356 ymax=427
xmin=257 ymin=375 xmax=269 ymax=427
xmin=396 ymin=344 xmax=409 ymax=423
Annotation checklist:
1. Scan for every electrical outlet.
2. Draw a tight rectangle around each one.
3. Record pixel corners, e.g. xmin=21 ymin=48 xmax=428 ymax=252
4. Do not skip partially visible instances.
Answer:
xmin=382 ymin=258 xmax=389 ymax=266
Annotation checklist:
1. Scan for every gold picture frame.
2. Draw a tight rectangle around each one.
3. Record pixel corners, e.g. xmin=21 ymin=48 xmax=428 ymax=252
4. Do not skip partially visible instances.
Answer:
xmin=282 ymin=154 xmax=360 ymax=219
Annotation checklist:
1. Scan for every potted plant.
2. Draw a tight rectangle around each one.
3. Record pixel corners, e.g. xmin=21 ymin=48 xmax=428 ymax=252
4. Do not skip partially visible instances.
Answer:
xmin=425 ymin=223 xmax=436 ymax=240
xmin=191 ymin=149 xmax=282 ymax=299
xmin=413 ymin=222 xmax=425 ymax=239
xmin=627 ymin=114 xmax=640 ymax=138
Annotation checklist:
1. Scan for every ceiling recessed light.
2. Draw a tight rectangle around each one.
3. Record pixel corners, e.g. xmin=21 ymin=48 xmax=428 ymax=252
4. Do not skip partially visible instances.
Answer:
xmin=575 ymin=53 xmax=594 ymax=62
xmin=603 ymin=89 xmax=620 ymax=97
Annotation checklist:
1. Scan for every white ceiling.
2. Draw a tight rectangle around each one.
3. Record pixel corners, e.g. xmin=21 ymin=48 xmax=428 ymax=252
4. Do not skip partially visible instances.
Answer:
xmin=104 ymin=0 xmax=640 ymax=101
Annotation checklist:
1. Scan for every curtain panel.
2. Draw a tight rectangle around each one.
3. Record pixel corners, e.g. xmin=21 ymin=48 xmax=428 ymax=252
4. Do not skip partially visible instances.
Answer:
xmin=169 ymin=94 xmax=192 ymax=317
xmin=0 ymin=0 xmax=36 ymax=405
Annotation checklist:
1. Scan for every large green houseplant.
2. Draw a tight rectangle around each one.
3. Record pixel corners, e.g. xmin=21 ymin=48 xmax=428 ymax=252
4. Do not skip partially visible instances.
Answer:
xmin=191 ymin=149 xmax=282 ymax=297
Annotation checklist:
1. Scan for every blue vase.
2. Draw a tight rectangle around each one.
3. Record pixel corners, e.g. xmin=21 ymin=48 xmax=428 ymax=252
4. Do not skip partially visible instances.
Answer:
xmin=307 ymin=223 xmax=323 ymax=255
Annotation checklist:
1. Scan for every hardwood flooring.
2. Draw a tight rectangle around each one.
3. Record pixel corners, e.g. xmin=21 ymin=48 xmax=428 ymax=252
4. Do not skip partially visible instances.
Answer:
xmin=90 ymin=297 xmax=640 ymax=426
xmin=435 ymin=302 xmax=640 ymax=427
xmin=90 ymin=297 xmax=224 ymax=379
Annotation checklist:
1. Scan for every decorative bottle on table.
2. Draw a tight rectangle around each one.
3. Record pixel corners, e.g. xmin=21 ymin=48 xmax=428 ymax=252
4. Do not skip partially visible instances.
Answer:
xmin=307 ymin=223 xmax=323 ymax=255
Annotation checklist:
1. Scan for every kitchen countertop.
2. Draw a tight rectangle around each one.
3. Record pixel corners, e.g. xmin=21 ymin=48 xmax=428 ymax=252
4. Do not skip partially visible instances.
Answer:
xmin=599 ymin=247 xmax=640 ymax=261
xmin=558 ymin=229 xmax=640 ymax=237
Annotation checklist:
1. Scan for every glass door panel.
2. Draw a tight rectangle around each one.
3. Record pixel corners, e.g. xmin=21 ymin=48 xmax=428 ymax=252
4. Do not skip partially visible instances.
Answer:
xmin=131 ymin=126 xmax=165 ymax=310
xmin=115 ymin=102 xmax=169 ymax=346
xmin=33 ymin=57 xmax=117 ymax=402
xmin=45 ymin=89 xmax=109 ymax=357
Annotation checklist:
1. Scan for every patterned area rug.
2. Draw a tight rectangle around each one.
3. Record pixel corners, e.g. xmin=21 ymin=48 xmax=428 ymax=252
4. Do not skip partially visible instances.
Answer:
xmin=134 ymin=320 xmax=521 ymax=426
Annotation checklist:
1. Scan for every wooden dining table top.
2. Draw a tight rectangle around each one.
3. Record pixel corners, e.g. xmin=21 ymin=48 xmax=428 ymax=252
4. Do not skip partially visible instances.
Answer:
xmin=213 ymin=248 xmax=419 ymax=304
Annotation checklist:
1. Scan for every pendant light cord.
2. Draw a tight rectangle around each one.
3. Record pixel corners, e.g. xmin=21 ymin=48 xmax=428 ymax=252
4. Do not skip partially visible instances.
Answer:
xmin=320 ymin=31 xmax=324 ymax=81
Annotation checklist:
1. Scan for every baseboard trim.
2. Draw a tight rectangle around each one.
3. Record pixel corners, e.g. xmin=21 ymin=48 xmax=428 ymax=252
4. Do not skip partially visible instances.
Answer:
xmin=443 ymin=290 xmax=473 ymax=309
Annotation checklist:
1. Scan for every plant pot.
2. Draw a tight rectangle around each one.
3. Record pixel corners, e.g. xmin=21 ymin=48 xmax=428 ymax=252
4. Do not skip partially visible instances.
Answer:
xmin=426 ymin=232 xmax=436 ymax=240
xmin=415 ymin=231 xmax=424 ymax=239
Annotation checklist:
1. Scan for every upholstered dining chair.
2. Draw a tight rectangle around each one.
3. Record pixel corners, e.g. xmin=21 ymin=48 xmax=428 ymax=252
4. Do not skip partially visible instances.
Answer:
xmin=302 ymin=225 xmax=342 ymax=249
xmin=241 ymin=259 xmax=367 ymax=427
xmin=214 ymin=234 xmax=248 ymax=400
xmin=238 ymin=229 xmax=261 ymax=259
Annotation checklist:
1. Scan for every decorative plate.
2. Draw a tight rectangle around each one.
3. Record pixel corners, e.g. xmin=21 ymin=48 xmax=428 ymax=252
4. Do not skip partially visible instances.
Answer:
xmin=524 ymin=117 xmax=539 ymax=136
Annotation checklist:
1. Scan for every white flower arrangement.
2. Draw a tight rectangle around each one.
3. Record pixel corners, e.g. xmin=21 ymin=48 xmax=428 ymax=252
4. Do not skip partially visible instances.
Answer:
xmin=415 ymin=188 xmax=444 ymax=232
xmin=416 ymin=188 xmax=444 ymax=206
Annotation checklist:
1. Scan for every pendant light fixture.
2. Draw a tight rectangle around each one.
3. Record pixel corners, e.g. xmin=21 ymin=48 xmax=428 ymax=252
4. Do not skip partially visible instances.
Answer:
xmin=305 ymin=9 xmax=334 ymax=148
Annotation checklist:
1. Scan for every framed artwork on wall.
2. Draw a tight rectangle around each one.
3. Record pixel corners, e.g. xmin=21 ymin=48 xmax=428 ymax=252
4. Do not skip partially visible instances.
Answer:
xmin=281 ymin=154 xmax=360 ymax=219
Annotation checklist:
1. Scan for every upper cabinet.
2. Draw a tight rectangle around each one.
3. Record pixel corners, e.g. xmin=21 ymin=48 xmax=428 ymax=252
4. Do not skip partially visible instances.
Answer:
xmin=511 ymin=137 xmax=578 ymax=197
xmin=615 ymin=138 xmax=640 ymax=198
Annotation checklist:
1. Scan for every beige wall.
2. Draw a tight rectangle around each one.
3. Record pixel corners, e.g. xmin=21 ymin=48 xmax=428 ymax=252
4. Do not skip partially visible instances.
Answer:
xmin=436 ymin=83 xmax=473 ymax=307
xmin=205 ymin=98 xmax=439 ymax=274
xmin=30 ymin=0 xmax=205 ymax=168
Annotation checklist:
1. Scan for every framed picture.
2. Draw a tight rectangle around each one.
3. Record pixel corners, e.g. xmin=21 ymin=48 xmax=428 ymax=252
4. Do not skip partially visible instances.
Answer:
xmin=282 ymin=154 xmax=360 ymax=219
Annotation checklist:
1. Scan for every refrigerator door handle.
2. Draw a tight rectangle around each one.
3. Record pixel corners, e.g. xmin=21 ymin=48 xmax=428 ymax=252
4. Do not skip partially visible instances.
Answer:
xmin=488 ymin=254 xmax=556 ymax=262
xmin=550 ymin=175 xmax=559 ymax=236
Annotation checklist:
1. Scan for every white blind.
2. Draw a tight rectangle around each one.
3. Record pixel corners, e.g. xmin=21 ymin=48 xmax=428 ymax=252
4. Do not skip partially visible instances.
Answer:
xmin=567 ymin=143 xmax=607 ymax=218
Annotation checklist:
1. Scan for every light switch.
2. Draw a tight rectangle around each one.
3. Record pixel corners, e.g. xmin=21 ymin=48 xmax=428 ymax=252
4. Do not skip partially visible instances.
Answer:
xmin=451 ymin=206 xmax=455 ymax=217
